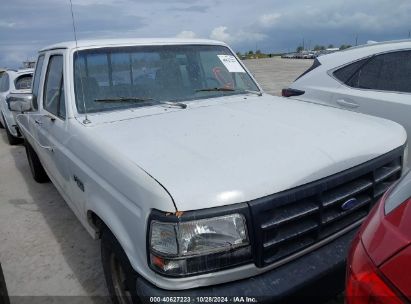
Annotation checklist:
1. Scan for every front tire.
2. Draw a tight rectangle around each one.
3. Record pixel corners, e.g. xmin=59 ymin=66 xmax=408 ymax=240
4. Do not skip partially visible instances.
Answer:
xmin=24 ymin=139 xmax=49 ymax=183
xmin=101 ymin=228 xmax=140 ymax=304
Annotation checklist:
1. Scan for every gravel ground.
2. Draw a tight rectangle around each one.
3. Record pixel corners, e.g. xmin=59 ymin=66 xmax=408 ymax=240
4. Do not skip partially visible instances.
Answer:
xmin=0 ymin=57 xmax=342 ymax=304
xmin=244 ymin=57 xmax=313 ymax=95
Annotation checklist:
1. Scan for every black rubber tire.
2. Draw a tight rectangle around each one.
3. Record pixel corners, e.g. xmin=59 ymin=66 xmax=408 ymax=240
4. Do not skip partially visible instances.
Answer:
xmin=3 ymin=116 xmax=22 ymax=145
xmin=101 ymin=228 xmax=140 ymax=304
xmin=0 ymin=263 xmax=10 ymax=304
xmin=24 ymin=139 xmax=49 ymax=183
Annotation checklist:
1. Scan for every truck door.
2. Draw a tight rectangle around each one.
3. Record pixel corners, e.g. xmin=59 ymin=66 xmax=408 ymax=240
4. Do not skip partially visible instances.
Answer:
xmin=33 ymin=53 xmax=81 ymax=215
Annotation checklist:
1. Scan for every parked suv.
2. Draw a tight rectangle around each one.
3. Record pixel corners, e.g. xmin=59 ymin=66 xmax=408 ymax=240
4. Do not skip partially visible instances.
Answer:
xmin=0 ymin=68 xmax=33 ymax=144
xmin=8 ymin=38 xmax=407 ymax=303
xmin=283 ymin=39 xmax=411 ymax=163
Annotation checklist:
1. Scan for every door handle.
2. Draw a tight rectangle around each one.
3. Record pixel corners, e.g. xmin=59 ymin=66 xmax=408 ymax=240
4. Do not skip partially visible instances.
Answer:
xmin=34 ymin=119 xmax=43 ymax=125
xmin=44 ymin=114 xmax=56 ymax=122
xmin=336 ymin=99 xmax=359 ymax=108
xmin=38 ymin=143 xmax=54 ymax=152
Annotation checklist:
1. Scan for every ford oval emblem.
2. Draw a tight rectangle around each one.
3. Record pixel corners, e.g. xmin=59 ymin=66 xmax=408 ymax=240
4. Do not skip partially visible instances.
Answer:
xmin=341 ymin=198 xmax=359 ymax=211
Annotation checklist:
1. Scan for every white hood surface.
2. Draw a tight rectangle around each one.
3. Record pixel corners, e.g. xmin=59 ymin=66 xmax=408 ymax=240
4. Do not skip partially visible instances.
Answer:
xmin=86 ymin=95 xmax=406 ymax=211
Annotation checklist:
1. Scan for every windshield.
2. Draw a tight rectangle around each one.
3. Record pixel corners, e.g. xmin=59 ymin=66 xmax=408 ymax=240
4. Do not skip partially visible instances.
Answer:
xmin=74 ymin=45 xmax=259 ymax=113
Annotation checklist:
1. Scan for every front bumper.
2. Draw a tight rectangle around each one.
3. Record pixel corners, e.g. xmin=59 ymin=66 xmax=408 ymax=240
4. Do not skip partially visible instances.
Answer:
xmin=137 ymin=228 xmax=356 ymax=303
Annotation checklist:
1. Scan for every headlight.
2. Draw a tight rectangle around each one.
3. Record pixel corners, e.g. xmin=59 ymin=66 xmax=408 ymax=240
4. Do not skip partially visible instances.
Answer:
xmin=149 ymin=212 xmax=251 ymax=276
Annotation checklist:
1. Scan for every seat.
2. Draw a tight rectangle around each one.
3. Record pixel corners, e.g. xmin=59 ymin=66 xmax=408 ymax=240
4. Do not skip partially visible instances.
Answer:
xmin=155 ymin=59 xmax=184 ymax=99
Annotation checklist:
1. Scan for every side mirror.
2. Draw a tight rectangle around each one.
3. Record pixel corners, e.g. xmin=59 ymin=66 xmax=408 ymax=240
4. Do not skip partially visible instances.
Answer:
xmin=7 ymin=93 xmax=33 ymax=112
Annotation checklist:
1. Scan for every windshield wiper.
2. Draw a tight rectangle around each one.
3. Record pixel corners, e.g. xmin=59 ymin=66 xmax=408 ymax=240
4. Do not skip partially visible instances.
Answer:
xmin=195 ymin=87 xmax=236 ymax=93
xmin=195 ymin=87 xmax=262 ymax=96
xmin=94 ymin=97 xmax=153 ymax=102
xmin=94 ymin=97 xmax=187 ymax=109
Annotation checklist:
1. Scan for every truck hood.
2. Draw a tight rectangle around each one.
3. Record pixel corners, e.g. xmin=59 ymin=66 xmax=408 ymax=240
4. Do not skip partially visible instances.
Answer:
xmin=85 ymin=94 xmax=406 ymax=211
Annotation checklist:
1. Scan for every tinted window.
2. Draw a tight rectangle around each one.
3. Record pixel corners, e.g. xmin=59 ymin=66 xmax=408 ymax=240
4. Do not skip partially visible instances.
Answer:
xmin=15 ymin=74 xmax=33 ymax=90
xmin=347 ymin=56 xmax=384 ymax=89
xmin=44 ymin=55 xmax=65 ymax=119
xmin=377 ymin=51 xmax=411 ymax=92
xmin=32 ymin=55 xmax=45 ymax=110
xmin=347 ymin=51 xmax=411 ymax=93
xmin=296 ymin=58 xmax=321 ymax=80
xmin=333 ymin=58 xmax=368 ymax=84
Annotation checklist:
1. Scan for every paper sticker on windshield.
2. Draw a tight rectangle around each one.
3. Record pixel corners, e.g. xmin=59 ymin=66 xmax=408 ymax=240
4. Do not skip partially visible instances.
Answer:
xmin=217 ymin=55 xmax=246 ymax=73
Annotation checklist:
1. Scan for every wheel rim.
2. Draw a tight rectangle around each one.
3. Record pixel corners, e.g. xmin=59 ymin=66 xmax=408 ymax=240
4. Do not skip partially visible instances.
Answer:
xmin=110 ymin=253 xmax=132 ymax=304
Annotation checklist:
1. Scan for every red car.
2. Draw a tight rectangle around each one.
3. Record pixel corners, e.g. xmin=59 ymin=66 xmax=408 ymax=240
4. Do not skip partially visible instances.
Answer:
xmin=346 ymin=169 xmax=411 ymax=303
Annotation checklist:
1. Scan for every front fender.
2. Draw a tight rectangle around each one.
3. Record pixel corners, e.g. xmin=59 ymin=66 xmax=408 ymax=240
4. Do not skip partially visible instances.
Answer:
xmin=84 ymin=170 xmax=171 ymax=285
xmin=66 ymin=122 xmax=177 ymax=283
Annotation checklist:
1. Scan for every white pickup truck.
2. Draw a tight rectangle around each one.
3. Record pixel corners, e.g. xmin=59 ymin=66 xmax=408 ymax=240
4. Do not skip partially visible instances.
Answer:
xmin=9 ymin=38 xmax=407 ymax=303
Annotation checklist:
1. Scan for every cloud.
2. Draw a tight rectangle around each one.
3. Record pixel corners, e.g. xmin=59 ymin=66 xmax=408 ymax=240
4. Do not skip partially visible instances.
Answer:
xmin=210 ymin=26 xmax=231 ymax=42
xmin=254 ymin=0 xmax=411 ymax=33
xmin=0 ymin=21 xmax=16 ymax=28
xmin=176 ymin=30 xmax=197 ymax=39
xmin=210 ymin=26 xmax=266 ymax=45
xmin=169 ymin=5 xmax=210 ymax=13
xmin=2 ymin=0 xmax=411 ymax=67
xmin=259 ymin=13 xmax=281 ymax=27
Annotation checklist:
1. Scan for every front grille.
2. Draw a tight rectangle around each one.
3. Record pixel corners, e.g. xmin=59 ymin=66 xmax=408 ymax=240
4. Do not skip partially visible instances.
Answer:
xmin=249 ymin=147 xmax=404 ymax=267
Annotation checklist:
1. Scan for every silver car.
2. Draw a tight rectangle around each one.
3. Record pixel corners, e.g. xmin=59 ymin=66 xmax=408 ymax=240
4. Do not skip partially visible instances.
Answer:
xmin=0 ymin=68 xmax=33 ymax=144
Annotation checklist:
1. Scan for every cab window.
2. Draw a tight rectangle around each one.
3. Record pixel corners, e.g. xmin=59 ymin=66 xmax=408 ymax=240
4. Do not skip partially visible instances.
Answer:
xmin=32 ymin=55 xmax=45 ymax=110
xmin=43 ymin=55 xmax=66 ymax=119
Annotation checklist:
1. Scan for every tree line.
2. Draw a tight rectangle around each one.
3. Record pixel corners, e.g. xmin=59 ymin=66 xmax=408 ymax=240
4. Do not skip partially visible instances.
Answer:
xmin=235 ymin=43 xmax=353 ymax=59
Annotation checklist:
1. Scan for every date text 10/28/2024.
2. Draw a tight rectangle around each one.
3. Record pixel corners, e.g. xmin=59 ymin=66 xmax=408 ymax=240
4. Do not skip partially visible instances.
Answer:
xmin=149 ymin=296 xmax=258 ymax=303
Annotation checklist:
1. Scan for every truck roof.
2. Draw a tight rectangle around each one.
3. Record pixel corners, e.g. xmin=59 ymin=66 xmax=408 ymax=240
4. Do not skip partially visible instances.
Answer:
xmin=40 ymin=38 xmax=227 ymax=52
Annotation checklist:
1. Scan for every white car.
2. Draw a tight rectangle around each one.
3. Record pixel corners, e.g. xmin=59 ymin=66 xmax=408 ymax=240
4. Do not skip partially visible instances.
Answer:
xmin=8 ymin=38 xmax=407 ymax=303
xmin=283 ymin=39 xmax=411 ymax=162
xmin=0 ymin=68 xmax=33 ymax=144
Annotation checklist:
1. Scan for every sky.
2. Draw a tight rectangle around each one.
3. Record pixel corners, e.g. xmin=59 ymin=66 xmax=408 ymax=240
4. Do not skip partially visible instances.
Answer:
xmin=1 ymin=0 xmax=411 ymax=68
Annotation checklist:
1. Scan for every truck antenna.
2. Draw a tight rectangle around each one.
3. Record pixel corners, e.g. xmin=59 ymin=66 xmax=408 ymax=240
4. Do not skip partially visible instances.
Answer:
xmin=69 ymin=0 xmax=90 ymax=124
